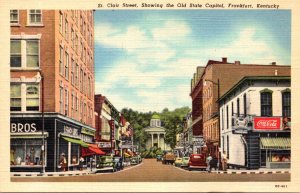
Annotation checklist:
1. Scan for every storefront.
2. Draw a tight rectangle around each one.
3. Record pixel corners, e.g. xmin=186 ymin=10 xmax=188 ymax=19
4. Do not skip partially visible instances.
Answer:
xmin=11 ymin=113 xmax=97 ymax=172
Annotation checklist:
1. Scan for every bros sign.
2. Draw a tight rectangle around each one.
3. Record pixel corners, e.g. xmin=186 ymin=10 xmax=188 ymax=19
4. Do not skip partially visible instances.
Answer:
xmin=253 ymin=117 xmax=281 ymax=130
xmin=11 ymin=123 xmax=37 ymax=133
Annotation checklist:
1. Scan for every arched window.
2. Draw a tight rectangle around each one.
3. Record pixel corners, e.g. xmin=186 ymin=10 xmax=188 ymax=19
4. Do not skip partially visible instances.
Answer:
xmin=26 ymin=85 xmax=39 ymax=111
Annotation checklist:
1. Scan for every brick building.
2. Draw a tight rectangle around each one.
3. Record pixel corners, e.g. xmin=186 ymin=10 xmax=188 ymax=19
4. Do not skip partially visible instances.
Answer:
xmin=190 ymin=58 xmax=290 ymax=158
xmin=10 ymin=10 xmax=96 ymax=172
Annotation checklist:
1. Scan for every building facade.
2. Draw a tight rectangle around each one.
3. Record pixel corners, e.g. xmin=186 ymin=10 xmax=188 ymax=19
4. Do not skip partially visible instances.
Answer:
xmin=144 ymin=114 xmax=171 ymax=151
xmin=10 ymin=10 xmax=96 ymax=172
xmin=190 ymin=58 xmax=291 ymax=159
xmin=219 ymin=76 xmax=291 ymax=169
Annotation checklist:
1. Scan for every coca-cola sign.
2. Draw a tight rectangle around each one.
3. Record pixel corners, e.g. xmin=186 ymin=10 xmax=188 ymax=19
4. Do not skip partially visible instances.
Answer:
xmin=254 ymin=117 xmax=281 ymax=130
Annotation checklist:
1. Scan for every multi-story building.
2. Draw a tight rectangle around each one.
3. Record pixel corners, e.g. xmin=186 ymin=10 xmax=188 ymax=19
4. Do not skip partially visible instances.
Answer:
xmin=219 ymin=76 xmax=291 ymax=169
xmin=10 ymin=10 xmax=95 ymax=172
xmin=94 ymin=94 xmax=121 ymax=154
xmin=190 ymin=58 xmax=290 ymax=160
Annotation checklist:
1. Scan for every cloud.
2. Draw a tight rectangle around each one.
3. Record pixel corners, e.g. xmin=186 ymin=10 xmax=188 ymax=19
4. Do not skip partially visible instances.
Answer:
xmin=152 ymin=20 xmax=191 ymax=41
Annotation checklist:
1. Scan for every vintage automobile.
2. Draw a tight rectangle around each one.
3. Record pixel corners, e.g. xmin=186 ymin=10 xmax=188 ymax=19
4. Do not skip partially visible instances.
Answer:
xmin=174 ymin=157 xmax=183 ymax=167
xmin=113 ymin=156 xmax=124 ymax=171
xmin=95 ymin=155 xmax=115 ymax=172
xmin=162 ymin=152 xmax=175 ymax=165
xmin=181 ymin=156 xmax=190 ymax=168
xmin=188 ymin=154 xmax=207 ymax=171
xmin=130 ymin=156 xmax=138 ymax=165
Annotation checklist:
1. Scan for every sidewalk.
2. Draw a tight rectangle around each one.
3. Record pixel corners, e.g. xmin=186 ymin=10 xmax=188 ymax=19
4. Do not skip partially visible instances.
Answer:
xmin=209 ymin=168 xmax=290 ymax=174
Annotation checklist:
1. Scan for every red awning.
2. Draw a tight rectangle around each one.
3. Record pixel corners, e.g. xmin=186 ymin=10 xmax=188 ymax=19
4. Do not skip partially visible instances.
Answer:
xmin=81 ymin=144 xmax=106 ymax=157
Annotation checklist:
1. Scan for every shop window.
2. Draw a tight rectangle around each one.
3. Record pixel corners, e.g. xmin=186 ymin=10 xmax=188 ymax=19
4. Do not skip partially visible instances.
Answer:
xmin=11 ymin=139 xmax=44 ymax=166
xmin=28 ymin=10 xmax=42 ymax=24
xmin=282 ymin=91 xmax=291 ymax=117
xmin=10 ymin=10 xmax=19 ymax=24
xmin=10 ymin=84 xmax=21 ymax=111
xmin=261 ymin=91 xmax=273 ymax=117
xmin=26 ymin=85 xmax=39 ymax=111
xmin=71 ymin=143 xmax=79 ymax=165
xmin=10 ymin=40 xmax=21 ymax=67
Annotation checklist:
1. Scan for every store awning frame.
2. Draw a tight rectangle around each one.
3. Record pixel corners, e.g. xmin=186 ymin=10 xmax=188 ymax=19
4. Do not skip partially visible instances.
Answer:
xmin=260 ymin=137 xmax=291 ymax=150
xmin=81 ymin=144 xmax=106 ymax=157
xmin=62 ymin=136 xmax=89 ymax=147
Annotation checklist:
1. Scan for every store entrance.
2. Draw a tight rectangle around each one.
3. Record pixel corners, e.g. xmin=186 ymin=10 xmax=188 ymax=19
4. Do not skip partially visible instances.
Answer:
xmin=260 ymin=150 xmax=266 ymax=167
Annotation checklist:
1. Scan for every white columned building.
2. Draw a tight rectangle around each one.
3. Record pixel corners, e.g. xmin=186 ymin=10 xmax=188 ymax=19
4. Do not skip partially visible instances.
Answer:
xmin=144 ymin=114 xmax=171 ymax=151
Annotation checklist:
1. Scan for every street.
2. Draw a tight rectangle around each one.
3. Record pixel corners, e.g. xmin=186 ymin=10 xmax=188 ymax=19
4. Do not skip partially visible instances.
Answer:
xmin=12 ymin=159 xmax=290 ymax=182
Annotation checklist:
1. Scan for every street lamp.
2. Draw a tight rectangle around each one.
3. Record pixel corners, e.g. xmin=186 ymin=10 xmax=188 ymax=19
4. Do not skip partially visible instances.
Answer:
xmin=37 ymin=71 xmax=45 ymax=174
xmin=204 ymin=78 xmax=220 ymax=168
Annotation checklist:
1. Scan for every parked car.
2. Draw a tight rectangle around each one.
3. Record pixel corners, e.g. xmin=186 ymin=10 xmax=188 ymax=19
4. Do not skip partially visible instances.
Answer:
xmin=181 ymin=157 xmax=190 ymax=168
xmin=162 ymin=152 xmax=175 ymax=165
xmin=130 ymin=156 xmax=138 ymax=165
xmin=174 ymin=157 xmax=183 ymax=167
xmin=96 ymin=155 xmax=115 ymax=172
xmin=188 ymin=154 xmax=207 ymax=171
xmin=156 ymin=154 xmax=162 ymax=161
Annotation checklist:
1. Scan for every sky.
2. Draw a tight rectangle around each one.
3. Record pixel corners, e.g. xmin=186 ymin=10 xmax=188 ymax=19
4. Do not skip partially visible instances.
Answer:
xmin=94 ymin=10 xmax=291 ymax=113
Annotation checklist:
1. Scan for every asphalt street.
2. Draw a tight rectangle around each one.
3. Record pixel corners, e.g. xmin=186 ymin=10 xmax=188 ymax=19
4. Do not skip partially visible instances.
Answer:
xmin=11 ymin=159 xmax=290 ymax=182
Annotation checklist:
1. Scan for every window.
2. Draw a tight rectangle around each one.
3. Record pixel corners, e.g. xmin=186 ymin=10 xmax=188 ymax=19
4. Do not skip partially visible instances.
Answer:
xmin=80 ymin=41 xmax=83 ymax=59
xmin=75 ymin=34 xmax=78 ymax=52
xmin=26 ymin=85 xmax=39 ymax=111
xmin=65 ymin=52 xmax=69 ymax=80
xmin=65 ymin=19 xmax=69 ymax=41
xmin=227 ymin=135 xmax=229 ymax=159
xmin=59 ymin=12 xmax=63 ymax=34
xmin=222 ymin=136 xmax=225 ymax=153
xmin=10 ymin=84 xmax=21 ymax=111
xmin=11 ymin=39 xmax=40 ymax=68
xmin=75 ymin=63 xmax=79 ymax=87
xmin=221 ymin=109 xmax=224 ymax=130
xmin=71 ymin=28 xmax=75 ymax=48
xmin=59 ymin=46 xmax=64 ymax=75
xmin=75 ymin=93 xmax=78 ymax=118
xmin=80 ymin=69 xmax=83 ymax=92
xmin=243 ymin=94 xmax=247 ymax=116
xmin=59 ymin=86 xmax=64 ymax=114
xmin=29 ymin=10 xmax=42 ymax=24
xmin=261 ymin=92 xmax=272 ymax=117
xmin=10 ymin=40 xmax=21 ymax=67
xmin=10 ymin=10 xmax=19 ymax=24
xmin=237 ymin=98 xmax=240 ymax=117
xmin=71 ymin=59 xmax=74 ymax=85
xmin=282 ymin=92 xmax=291 ymax=117
xmin=65 ymin=89 xmax=68 ymax=116
xmin=226 ymin=105 xmax=229 ymax=129
xmin=26 ymin=40 xmax=39 ymax=68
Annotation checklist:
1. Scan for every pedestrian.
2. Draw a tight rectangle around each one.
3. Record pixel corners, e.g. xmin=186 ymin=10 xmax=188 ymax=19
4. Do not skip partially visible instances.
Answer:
xmin=221 ymin=151 xmax=228 ymax=171
xmin=59 ymin=153 xmax=67 ymax=171
xmin=206 ymin=154 xmax=212 ymax=172
xmin=79 ymin=156 xmax=84 ymax=171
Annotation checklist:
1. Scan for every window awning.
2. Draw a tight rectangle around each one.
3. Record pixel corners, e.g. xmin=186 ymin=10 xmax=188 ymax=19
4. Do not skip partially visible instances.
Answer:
xmin=81 ymin=144 xmax=106 ymax=157
xmin=260 ymin=137 xmax=291 ymax=150
xmin=62 ymin=137 xmax=89 ymax=148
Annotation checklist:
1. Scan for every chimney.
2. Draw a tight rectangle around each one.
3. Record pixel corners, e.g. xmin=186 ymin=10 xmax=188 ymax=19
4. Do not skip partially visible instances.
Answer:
xmin=234 ymin=61 xmax=241 ymax=65
xmin=271 ymin=62 xmax=276 ymax=65
xmin=222 ymin=57 xmax=227 ymax=63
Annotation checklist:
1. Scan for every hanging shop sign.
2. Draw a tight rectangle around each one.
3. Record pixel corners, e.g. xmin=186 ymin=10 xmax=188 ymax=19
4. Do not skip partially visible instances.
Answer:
xmin=97 ymin=142 xmax=112 ymax=148
xmin=109 ymin=120 xmax=115 ymax=141
xmin=253 ymin=117 xmax=281 ymax=131
xmin=192 ymin=136 xmax=205 ymax=146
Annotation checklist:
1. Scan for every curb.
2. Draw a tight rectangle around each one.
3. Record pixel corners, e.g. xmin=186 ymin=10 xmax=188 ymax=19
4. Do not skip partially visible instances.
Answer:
xmin=11 ymin=171 xmax=96 ymax=177
xmin=213 ymin=170 xmax=290 ymax=174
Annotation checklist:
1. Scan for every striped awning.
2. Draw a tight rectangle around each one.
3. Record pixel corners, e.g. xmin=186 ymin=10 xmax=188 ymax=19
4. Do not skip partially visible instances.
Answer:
xmin=260 ymin=137 xmax=291 ymax=150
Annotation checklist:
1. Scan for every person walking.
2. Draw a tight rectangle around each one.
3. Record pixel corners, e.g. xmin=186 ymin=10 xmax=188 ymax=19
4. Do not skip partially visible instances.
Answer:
xmin=206 ymin=154 xmax=212 ymax=172
xmin=79 ymin=156 xmax=84 ymax=171
xmin=221 ymin=151 xmax=228 ymax=171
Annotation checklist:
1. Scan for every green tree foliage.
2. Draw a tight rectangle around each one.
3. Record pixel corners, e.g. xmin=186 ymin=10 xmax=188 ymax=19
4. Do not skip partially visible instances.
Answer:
xmin=121 ymin=106 xmax=191 ymax=151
